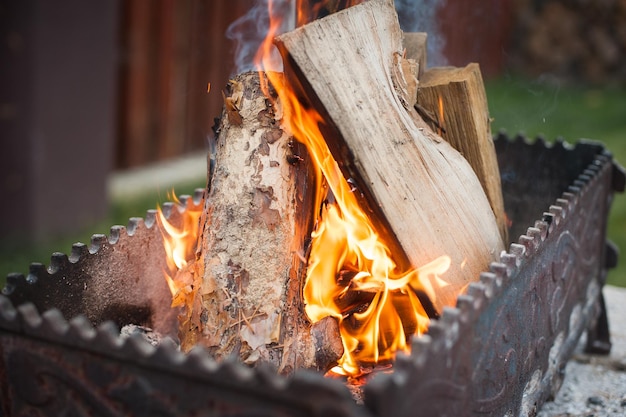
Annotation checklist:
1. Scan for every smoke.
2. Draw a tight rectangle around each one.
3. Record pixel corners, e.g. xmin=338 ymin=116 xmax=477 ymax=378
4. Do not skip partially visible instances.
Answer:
xmin=395 ymin=0 xmax=447 ymax=67
xmin=226 ymin=0 xmax=447 ymax=74
xmin=225 ymin=0 xmax=294 ymax=74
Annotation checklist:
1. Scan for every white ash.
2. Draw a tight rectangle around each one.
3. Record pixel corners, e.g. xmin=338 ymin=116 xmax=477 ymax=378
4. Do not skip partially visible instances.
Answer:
xmin=538 ymin=285 xmax=626 ymax=417
xmin=120 ymin=324 xmax=178 ymax=348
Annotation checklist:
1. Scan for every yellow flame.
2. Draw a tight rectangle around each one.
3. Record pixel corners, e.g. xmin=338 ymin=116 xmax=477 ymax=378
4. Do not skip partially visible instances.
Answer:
xmin=156 ymin=192 xmax=202 ymax=308
xmin=156 ymin=1 xmax=456 ymax=378
xmin=257 ymin=1 xmax=451 ymax=377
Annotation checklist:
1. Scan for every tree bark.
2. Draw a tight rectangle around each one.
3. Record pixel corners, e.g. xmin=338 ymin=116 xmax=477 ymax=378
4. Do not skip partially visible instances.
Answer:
xmin=186 ymin=72 xmax=341 ymax=374
xmin=276 ymin=0 xmax=504 ymax=313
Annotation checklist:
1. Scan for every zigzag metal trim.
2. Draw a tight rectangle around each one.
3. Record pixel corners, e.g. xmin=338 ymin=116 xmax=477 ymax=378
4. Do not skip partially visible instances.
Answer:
xmin=3 ymin=188 xmax=206 ymax=296
xmin=363 ymin=134 xmax=621 ymax=417
xmin=0 ymin=295 xmax=365 ymax=416
xmin=1 ymin=188 xmax=206 ymax=338
xmin=0 ymin=186 xmax=368 ymax=415
xmin=1 ymin=134 xmax=623 ymax=417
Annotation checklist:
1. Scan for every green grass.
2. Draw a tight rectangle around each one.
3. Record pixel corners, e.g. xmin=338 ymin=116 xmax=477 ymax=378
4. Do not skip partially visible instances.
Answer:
xmin=485 ymin=76 xmax=626 ymax=287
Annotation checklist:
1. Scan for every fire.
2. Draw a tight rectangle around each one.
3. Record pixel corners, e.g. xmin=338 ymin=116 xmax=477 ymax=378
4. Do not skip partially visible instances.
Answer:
xmin=437 ymin=94 xmax=445 ymax=136
xmin=305 ymin=203 xmax=451 ymax=375
xmin=156 ymin=0 xmax=454 ymax=378
xmin=257 ymin=1 xmax=451 ymax=377
xmin=156 ymin=193 xmax=202 ymax=308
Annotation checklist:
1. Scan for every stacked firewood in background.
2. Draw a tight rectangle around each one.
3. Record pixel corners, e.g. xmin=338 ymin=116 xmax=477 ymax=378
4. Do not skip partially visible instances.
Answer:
xmin=509 ymin=0 xmax=626 ymax=84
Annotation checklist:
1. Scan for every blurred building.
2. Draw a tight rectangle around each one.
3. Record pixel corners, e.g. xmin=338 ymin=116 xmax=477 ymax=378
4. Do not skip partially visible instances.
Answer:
xmin=1 ymin=0 xmax=622 ymax=245
xmin=0 ymin=0 xmax=252 ymax=245
xmin=116 ymin=0 xmax=254 ymax=169
xmin=0 ymin=0 xmax=118 ymax=244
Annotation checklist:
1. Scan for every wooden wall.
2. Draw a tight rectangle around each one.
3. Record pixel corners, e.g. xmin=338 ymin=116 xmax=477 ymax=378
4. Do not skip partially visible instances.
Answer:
xmin=115 ymin=0 xmax=515 ymax=169
xmin=0 ymin=0 xmax=118 ymax=244
xmin=437 ymin=0 xmax=514 ymax=78
xmin=116 ymin=0 xmax=254 ymax=169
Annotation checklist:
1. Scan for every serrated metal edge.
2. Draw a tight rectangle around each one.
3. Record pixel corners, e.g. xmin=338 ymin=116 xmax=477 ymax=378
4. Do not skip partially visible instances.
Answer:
xmin=1 ymin=189 xmax=206 ymax=300
xmin=1 ymin=133 xmax=618 ymax=415
xmin=385 ymin=132 xmax=615 ymax=390
xmin=0 ymin=184 xmax=361 ymax=412
xmin=0 ymin=291 xmax=359 ymax=412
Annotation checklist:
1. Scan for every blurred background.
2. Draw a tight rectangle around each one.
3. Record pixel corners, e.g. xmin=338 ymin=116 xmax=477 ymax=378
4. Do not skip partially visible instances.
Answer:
xmin=0 ymin=0 xmax=624 ymax=285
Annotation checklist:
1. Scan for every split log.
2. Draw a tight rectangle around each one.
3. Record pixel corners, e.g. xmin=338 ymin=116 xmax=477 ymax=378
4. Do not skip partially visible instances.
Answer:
xmin=417 ymin=63 xmax=509 ymax=243
xmin=276 ymin=0 xmax=504 ymax=312
xmin=188 ymin=72 xmax=342 ymax=374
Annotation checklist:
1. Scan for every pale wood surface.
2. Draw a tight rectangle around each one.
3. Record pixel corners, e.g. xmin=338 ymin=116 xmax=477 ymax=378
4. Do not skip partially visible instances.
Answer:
xmin=192 ymin=72 xmax=338 ymax=373
xmin=403 ymin=32 xmax=427 ymax=79
xmin=418 ymin=63 xmax=509 ymax=243
xmin=277 ymin=0 xmax=504 ymax=312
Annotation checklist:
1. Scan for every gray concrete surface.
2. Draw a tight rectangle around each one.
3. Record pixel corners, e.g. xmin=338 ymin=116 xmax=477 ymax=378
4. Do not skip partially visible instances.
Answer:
xmin=539 ymin=285 xmax=626 ymax=416
xmin=107 ymin=151 xmax=207 ymax=200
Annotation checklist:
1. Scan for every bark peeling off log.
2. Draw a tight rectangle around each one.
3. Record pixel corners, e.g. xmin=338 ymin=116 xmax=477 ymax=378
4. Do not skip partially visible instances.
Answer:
xmin=198 ymin=73 xmax=293 ymax=355
xmin=249 ymin=187 xmax=282 ymax=230
xmin=187 ymin=72 xmax=336 ymax=374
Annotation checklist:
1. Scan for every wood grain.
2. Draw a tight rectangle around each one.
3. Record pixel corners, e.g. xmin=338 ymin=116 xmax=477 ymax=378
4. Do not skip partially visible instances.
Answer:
xmin=277 ymin=0 xmax=504 ymax=312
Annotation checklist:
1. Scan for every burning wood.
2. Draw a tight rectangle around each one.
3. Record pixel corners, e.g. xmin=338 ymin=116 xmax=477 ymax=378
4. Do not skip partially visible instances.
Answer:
xmin=276 ymin=0 xmax=504 ymax=313
xmin=158 ymin=0 xmax=505 ymax=378
xmin=192 ymin=72 xmax=340 ymax=373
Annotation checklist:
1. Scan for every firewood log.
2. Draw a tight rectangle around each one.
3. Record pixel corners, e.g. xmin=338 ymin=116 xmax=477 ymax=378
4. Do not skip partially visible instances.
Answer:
xmin=417 ymin=63 xmax=509 ymax=243
xmin=187 ymin=72 xmax=342 ymax=374
xmin=276 ymin=0 xmax=505 ymax=313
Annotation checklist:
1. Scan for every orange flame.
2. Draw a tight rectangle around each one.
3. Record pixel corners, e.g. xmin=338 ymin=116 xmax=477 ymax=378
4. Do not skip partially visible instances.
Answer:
xmin=437 ymin=94 xmax=445 ymax=136
xmin=156 ymin=1 xmax=454 ymax=378
xmin=156 ymin=193 xmax=202 ymax=308
xmin=257 ymin=1 xmax=451 ymax=377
